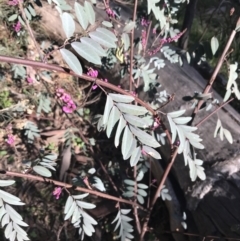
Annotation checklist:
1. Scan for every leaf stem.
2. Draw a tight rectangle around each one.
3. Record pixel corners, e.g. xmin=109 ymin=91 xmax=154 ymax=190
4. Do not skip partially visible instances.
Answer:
xmin=139 ymin=147 xmax=178 ymax=240
xmin=3 ymin=170 xmax=148 ymax=212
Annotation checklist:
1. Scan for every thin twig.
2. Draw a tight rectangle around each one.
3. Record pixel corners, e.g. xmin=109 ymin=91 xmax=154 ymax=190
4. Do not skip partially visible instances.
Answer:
xmin=129 ymin=0 xmax=138 ymax=92
xmin=18 ymin=1 xmax=43 ymax=61
xmin=133 ymin=165 xmax=141 ymax=234
xmin=139 ymin=147 xmax=179 ymax=240
xmin=0 ymin=55 xmax=156 ymax=116
xmin=195 ymin=97 xmax=234 ymax=127
xmin=4 ymin=171 xmax=148 ymax=212
xmin=191 ymin=26 xmax=237 ymax=120
xmin=143 ymin=21 xmax=152 ymax=57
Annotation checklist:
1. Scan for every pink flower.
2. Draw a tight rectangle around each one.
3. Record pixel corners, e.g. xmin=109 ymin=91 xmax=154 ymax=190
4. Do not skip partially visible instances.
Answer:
xmin=141 ymin=18 xmax=150 ymax=27
xmin=8 ymin=0 xmax=19 ymax=5
xmin=60 ymin=93 xmax=71 ymax=103
xmin=26 ymin=76 xmax=33 ymax=84
xmin=87 ymin=69 xmax=98 ymax=78
xmin=53 ymin=187 xmax=62 ymax=199
xmin=106 ymin=8 xmax=115 ymax=18
xmin=13 ymin=21 xmax=21 ymax=33
xmin=92 ymin=84 xmax=98 ymax=90
xmin=6 ymin=134 xmax=14 ymax=146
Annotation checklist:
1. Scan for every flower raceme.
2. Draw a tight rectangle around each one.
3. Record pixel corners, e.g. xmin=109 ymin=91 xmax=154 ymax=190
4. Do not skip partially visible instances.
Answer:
xmin=56 ymin=88 xmax=77 ymax=114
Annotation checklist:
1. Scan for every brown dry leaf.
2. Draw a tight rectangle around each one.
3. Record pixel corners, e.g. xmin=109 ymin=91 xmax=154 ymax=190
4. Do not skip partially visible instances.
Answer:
xmin=75 ymin=155 xmax=94 ymax=165
xmin=60 ymin=145 xmax=71 ymax=181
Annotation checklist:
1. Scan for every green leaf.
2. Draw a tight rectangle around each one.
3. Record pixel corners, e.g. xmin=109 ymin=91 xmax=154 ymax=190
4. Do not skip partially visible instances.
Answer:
xmin=80 ymin=37 xmax=107 ymax=57
xmin=114 ymin=115 xmax=126 ymax=147
xmin=124 ymin=114 xmax=149 ymax=128
xmin=8 ymin=14 xmax=18 ymax=22
xmin=122 ymin=126 xmax=134 ymax=160
xmin=137 ymin=183 xmax=148 ymax=189
xmin=116 ymin=103 xmax=148 ymax=116
xmin=130 ymin=126 xmax=160 ymax=148
xmin=122 ymin=33 xmax=130 ymax=51
xmin=64 ymin=201 xmax=76 ymax=220
xmin=61 ymin=12 xmax=75 ymax=38
xmin=89 ymin=31 xmax=116 ymax=48
xmin=102 ymin=21 xmax=113 ymax=28
xmin=33 ymin=165 xmax=52 ymax=177
xmin=125 ymin=137 xmax=137 ymax=160
xmin=167 ymin=109 xmax=185 ymax=118
xmin=124 ymin=179 xmax=135 ymax=186
xmin=109 ymin=93 xmax=134 ymax=103
xmin=96 ymin=27 xmax=117 ymax=42
xmin=130 ymin=146 xmax=141 ymax=166
xmin=0 ymin=190 xmax=23 ymax=206
xmin=24 ymin=7 xmax=32 ymax=21
xmin=75 ymin=2 xmax=88 ymax=30
xmin=137 ymin=194 xmax=144 ymax=204
xmin=64 ymin=196 xmax=73 ymax=214
xmin=76 ymin=201 xmax=96 ymax=209
xmin=84 ymin=1 xmax=95 ymax=25
xmin=0 ymin=180 xmax=15 ymax=187
xmin=173 ymin=117 xmax=191 ymax=125
xmin=106 ymin=106 xmax=121 ymax=138
xmin=142 ymin=146 xmax=161 ymax=159
xmin=211 ymin=36 xmax=219 ymax=56
xmin=102 ymin=95 xmax=113 ymax=126
xmin=123 ymin=21 xmax=135 ymax=33
xmin=72 ymin=193 xmax=89 ymax=199
xmin=60 ymin=48 xmax=82 ymax=75
xmin=167 ymin=116 xmax=177 ymax=144
xmin=137 ymin=189 xmax=147 ymax=197
xmin=214 ymin=119 xmax=221 ymax=138
xmin=28 ymin=4 xmax=36 ymax=17
xmin=223 ymin=128 xmax=233 ymax=144
xmin=71 ymin=42 xmax=101 ymax=65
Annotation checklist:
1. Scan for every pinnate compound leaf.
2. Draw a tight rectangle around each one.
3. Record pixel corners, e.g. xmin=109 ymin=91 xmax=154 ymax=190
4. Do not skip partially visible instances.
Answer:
xmin=116 ymin=103 xmax=148 ymax=115
xmin=106 ymin=106 xmax=120 ymax=138
xmin=130 ymin=126 xmax=160 ymax=148
xmin=211 ymin=36 xmax=219 ymax=56
xmin=60 ymin=48 xmax=82 ymax=75
xmin=33 ymin=165 xmax=52 ymax=177
xmin=89 ymin=31 xmax=116 ymax=48
xmin=0 ymin=180 xmax=15 ymax=187
xmin=102 ymin=95 xmax=113 ymax=126
xmin=142 ymin=145 xmax=161 ymax=159
xmin=61 ymin=12 xmax=75 ymax=38
xmin=71 ymin=42 xmax=101 ymax=65
xmin=84 ymin=1 xmax=95 ymax=25
xmin=0 ymin=190 xmax=23 ymax=206
xmin=109 ymin=94 xmax=134 ymax=103
xmin=114 ymin=115 xmax=126 ymax=147
xmin=80 ymin=37 xmax=107 ymax=57
xmin=124 ymin=114 xmax=149 ymax=128
xmin=75 ymin=2 xmax=88 ymax=30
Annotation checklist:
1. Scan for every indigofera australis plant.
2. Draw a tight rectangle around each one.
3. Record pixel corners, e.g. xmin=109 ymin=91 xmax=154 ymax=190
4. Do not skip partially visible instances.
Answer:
xmin=0 ymin=0 xmax=240 ymax=240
